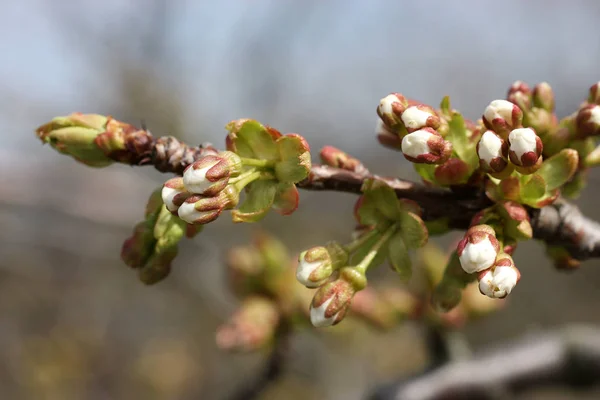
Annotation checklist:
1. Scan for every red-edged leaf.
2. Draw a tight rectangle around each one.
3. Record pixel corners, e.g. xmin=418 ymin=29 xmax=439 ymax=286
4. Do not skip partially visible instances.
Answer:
xmin=273 ymin=183 xmax=299 ymax=215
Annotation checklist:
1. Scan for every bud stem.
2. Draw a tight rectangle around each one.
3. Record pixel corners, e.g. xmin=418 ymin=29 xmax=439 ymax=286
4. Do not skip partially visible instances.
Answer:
xmin=344 ymin=228 xmax=380 ymax=254
xmin=240 ymin=157 xmax=276 ymax=169
xmin=232 ymin=169 xmax=263 ymax=191
xmin=354 ymin=224 xmax=397 ymax=274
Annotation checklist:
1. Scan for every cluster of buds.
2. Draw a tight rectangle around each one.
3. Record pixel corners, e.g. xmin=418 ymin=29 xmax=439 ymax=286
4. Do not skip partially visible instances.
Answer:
xmin=456 ymin=224 xmax=521 ymax=299
xmin=479 ymin=100 xmax=544 ymax=175
xmin=161 ymin=152 xmax=242 ymax=225
xmin=375 ymin=93 xmax=452 ymax=164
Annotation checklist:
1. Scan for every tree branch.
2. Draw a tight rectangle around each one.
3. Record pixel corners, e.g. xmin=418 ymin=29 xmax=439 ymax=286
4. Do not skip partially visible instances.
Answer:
xmin=369 ymin=325 xmax=600 ymax=400
xmin=107 ymin=133 xmax=600 ymax=261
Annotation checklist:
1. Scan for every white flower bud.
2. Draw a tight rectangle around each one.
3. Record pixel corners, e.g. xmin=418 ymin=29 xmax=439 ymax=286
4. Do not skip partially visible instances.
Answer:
xmin=161 ymin=177 xmax=189 ymax=213
xmin=177 ymin=201 xmax=214 ymax=224
xmin=478 ymin=131 xmax=504 ymax=164
xmin=401 ymin=129 xmax=432 ymax=158
xmin=183 ymin=159 xmax=220 ymax=194
xmin=483 ymin=99 xmax=523 ymax=136
xmin=401 ymin=128 xmax=451 ymax=164
xmin=484 ymin=100 xmax=516 ymax=125
xmin=457 ymin=225 xmax=500 ymax=274
xmin=310 ymin=297 xmax=341 ymax=328
xmin=401 ymin=105 xmax=440 ymax=132
xmin=478 ymin=265 xmax=519 ymax=299
xmin=508 ymin=127 xmax=542 ymax=167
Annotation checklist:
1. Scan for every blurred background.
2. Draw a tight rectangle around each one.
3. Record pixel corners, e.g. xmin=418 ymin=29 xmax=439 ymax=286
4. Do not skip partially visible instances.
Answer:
xmin=2 ymin=1 xmax=600 ymax=399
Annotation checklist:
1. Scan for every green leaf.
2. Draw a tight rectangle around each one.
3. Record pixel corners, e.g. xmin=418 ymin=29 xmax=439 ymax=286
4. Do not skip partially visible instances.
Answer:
xmin=400 ymin=212 xmax=428 ymax=249
xmin=388 ymin=232 xmax=411 ymax=281
xmin=361 ymin=179 xmax=402 ymax=221
xmin=537 ymin=149 xmax=579 ymax=191
xmin=520 ymin=174 xmax=547 ymax=202
xmin=413 ymin=163 xmax=437 ymax=185
xmin=153 ymin=206 xmax=186 ymax=247
xmin=272 ymin=183 xmax=299 ymax=215
xmin=447 ymin=111 xmax=479 ymax=170
xmin=231 ymin=180 xmax=277 ymax=223
xmin=229 ymin=120 xmax=278 ymax=160
xmin=561 ymin=170 xmax=587 ymax=199
xmin=349 ymin=232 xmax=388 ymax=270
xmin=424 ymin=217 xmax=450 ymax=236
xmin=439 ymin=96 xmax=451 ymax=116
xmin=274 ymin=134 xmax=311 ymax=183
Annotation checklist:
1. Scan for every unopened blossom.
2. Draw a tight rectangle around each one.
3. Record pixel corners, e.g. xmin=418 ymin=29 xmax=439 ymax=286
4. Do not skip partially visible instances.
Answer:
xmin=506 ymin=81 xmax=532 ymax=110
xmin=507 ymin=128 xmax=543 ymax=167
xmin=177 ymin=187 xmax=239 ymax=225
xmin=183 ymin=154 xmax=239 ymax=196
xmin=297 ymin=246 xmax=334 ymax=288
xmin=401 ymin=127 xmax=452 ymax=164
xmin=377 ymin=93 xmax=408 ymax=129
xmin=401 ymin=104 xmax=441 ymax=132
xmin=483 ymin=99 xmax=523 ymax=137
xmin=477 ymin=130 xmax=509 ymax=173
xmin=576 ymin=104 xmax=600 ymax=138
xmin=457 ymin=225 xmax=500 ymax=274
xmin=478 ymin=254 xmax=520 ymax=299
xmin=532 ymin=82 xmax=555 ymax=112
xmin=161 ymin=177 xmax=190 ymax=213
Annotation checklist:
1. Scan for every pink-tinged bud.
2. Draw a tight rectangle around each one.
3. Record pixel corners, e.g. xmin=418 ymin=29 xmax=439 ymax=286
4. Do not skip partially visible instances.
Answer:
xmin=377 ymin=93 xmax=409 ymax=129
xmin=589 ymin=82 xmax=600 ymax=105
xmin=297 ymin=247 xmax=334 ymax=288
xmin=177 ymin=187 xmax=239 ymax=225
xmin=508 ymin=128 xmax=543 ymax=167
xmin=375 ymin=119 xmax=403 ymax=150
xmin=532 ymin=82 xmax=555 ymax=112
xmin=498 ymin=201 xmax=532 ymax=239
xmin=478 ymin=254 xmax=520 ymax=299
xmin=161 ymin=177 xmax=190 ymax=213
xmin=483 ymin=100 xmax=523 ymax=137
xmin=507 ymin=81 xmax=532 ymax=110
xmin=182 ymin=155 xmax=232 ymax=196
xmin=575 ymin=104 xmax=600 ymax=138
xmin=401 ymin=128 xmax=452 ymax=164
xmin=434 ymin=158 xmax=470 ymax=186
xmin=457 ymin=225 xmax=500 ymax=274
xmin=215 ymin=296 xmax=280 ymax=352
xmin=477 ymin=130 xmax=509 ymax=173
xmin=319 ymin=146 xmax=366 ymax=174
xmin=401 ymin=105 xmax=441 ymax=133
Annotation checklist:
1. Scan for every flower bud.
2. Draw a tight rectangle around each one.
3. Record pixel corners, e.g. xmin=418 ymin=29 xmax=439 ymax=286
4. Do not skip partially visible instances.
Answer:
xmin=506 ymin=81 xmax=532 ymax=110
xmin=177 ymin=187 xmax=239 ymax=225
xmin=401 ymin=105 xmax=441 ymax=133
xmin=507 ymin=128 xmax=543 ymax=167
xmin=478 ymin=254 xmax=520 ymax=299
xmin=477 ymin=130 xmax=509 ymax=173
xmin=575 ymin=104 xmax=600 ymax=138
xmin=161 ymin=177 xmax=190 ymax=213
xmin=297 ymin=247 xmax=334 ymax=288
xmin=319 ymin=146 xmax=366 ymax=174
xmin=310 ymin=279 xmax=352 ymax=328
xmin=589 ymin=82 xmax=600 ymax=105
xmin=401 ymin=128 xmax=452 ymax=164
xmin=377 ymin=93 xmax=409 ymax=129
xmin=532 ymin=82 xmax=555 ymax=112
xmin=121 ymin=222 xmax=155 ymax=269
xmin=138 ymin=245 xmax=177 ymax=285
xmin=457 ymin=225 xmax=500 ymax=274
xmin=35 ymin=113 xmax=113 ymax=167
xmin=483 ymin=99 xmax=523 ymax=137
xmin=215 ymin=296 xmax=280 ymax=352
xmin=182 ymin=155 xmax=232 ymax=196
xmin=375 ymin=119 xmax=403 ymax=150
xmin=497 ymin=200 xmax=532 ymax=239
xmin=434 ymin=158 xmax=470 ymax=186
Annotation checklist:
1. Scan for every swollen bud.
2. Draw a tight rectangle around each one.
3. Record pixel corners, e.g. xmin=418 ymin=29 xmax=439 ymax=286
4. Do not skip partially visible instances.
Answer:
xmin=161 ymin=177 xmax=190 ymax=214
xmin=177 ymin=186 xmax=239 ymax=225
xmin=575 ymin=104 xmax=600 ymax=138
xmin=400 ymin=104 xmax=441 ymax=133
xmin=477 ymin=130 xmax=509 ymax=173
xmin=319 ymin=146 xmax=366 ymax=174
xmin=532 ymin=82 xmax=555 ymax=112
xmin=183 ymin=155 xmax=234 ymax=196
xmin=457 ymin=225 xmax=500 ymax=274
xmin=507 ymin=81 xmax=532 ymax=110
xmin=478 ymin=254 xmax=520 ymax=299
xmin=483 ymin=100 xmax=523 ymax=138
xmin=507 ymin=128 xmax=543 ymax=167
xmin=401 ymin=128 xmax=452 ymax=164
xmin=377 ymin=93 xmax=409 ymax=130
xmin=297 ymin=247 xmax=334 ymax=288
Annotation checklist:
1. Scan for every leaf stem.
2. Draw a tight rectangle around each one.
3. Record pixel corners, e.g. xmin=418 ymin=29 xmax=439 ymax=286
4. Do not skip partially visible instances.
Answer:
xmin=233 ymin=170 xmax=263 ymax=191
xmin=240 ymin=157 xmax=276 ymax=169
xmin=343 ymin=228 xmax=380 ymax=254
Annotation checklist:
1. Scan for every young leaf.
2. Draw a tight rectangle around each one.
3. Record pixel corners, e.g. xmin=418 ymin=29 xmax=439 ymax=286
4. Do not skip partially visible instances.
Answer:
xmin=388 ymin=232 xmax=411 ymax=281
xmin=231 ymin=180 xmax=277 ymax=223
xmin=227 ymin=120 xmax=278 ymax=160
xmin=272 ymin=183 xmax=299 ymax=215
xmin=536 ymin=148 xmax=579 ymax=191
xmin=439 ymin=96 xmax=451 ymax=117
xmin=274 ymin=134 xmax=311 ymax=183
xmin=520 ymin=174 xmax=546 ymax=202
xmin=399 ymin=212 xmax=428 ymax=249
xmin=354 ymin=195 xmax=386 ymax=226
xmin=361 ymin=179 xmax=402 ymax=221
xmin=447 ymin=111 xmax=478 ymax=169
